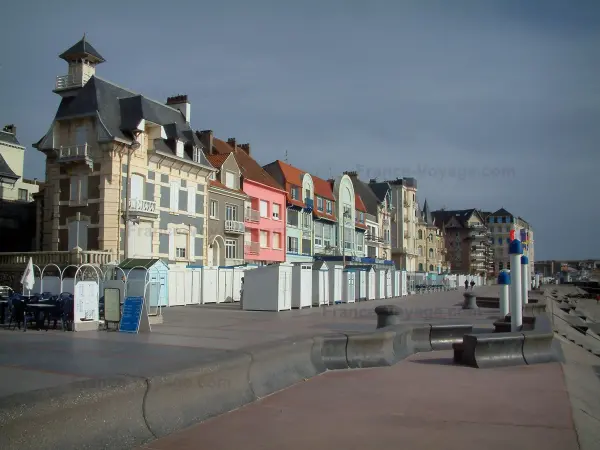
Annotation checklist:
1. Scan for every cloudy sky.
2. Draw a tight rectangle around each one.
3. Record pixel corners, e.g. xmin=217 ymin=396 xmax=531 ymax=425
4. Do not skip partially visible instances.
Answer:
xmin=1 ymin=0 xmax=598 ymax=260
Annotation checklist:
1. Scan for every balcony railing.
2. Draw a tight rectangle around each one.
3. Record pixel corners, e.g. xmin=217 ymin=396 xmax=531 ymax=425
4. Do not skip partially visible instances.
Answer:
xmin=0 ymin=249 xmax=115 ymax=268
xmin=55 ymin=72 xmax=92 ymax=91
xmin=225 ymin=220 xmax=245 ymax=234
xmin=244 ymin=241 xmax=260 ymax=254
xmin=304 ymin=198 xmax=314 ymax=211
xmin=57 ymin=144 xmax=93 ymax=169
xmin=365 ymin=234 xmax=381 ymax=243
xmin=245 ymin=208 xmax=260 ymax=223
xmin=124 ymin=198 xmax=158 ymax=217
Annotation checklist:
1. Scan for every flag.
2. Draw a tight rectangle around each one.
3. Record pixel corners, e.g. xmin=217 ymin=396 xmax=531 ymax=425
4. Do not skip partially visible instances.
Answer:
xmin=20 ymin=257 xmax=35 ymax=292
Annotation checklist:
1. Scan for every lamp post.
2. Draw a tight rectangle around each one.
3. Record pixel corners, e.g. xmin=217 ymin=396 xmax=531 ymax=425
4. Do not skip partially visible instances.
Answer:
xmin=123 ymin=136 xmax=141 ymax=260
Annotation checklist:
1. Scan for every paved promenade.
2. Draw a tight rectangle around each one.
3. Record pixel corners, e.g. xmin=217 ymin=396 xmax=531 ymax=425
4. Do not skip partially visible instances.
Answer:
xmin=0 ymin=286 xmax=497 ymax=398
xmin=140 ymin=349 xmax=579 ymax=450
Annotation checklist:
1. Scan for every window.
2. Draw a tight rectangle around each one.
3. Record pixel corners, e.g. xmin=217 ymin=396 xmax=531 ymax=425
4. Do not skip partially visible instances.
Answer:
xmin=302 ymin=212 xmax=311 ymax=228
xmin=225 ymin=171 xmax=235 ymax=189
xmin=507 ymin=262 xmax=511 ymax=270
xmin=418 ymin=263 xmax=423 ymax=271
xmin=326 ymin=200 xmax=332 ymax=214
xmin=418 ymin=246 xmax=423 ymax=256
xmin=287 ymin=209 xmax=298 ymax=226
xmin=418 ymin=230 xmax=423 ymax=239
xmin=193 ymin=147 xmax=202 ymax=163
xmin=225 ymin=204 xmax=238 ymax=221
xmin=259 ymin=200 xmax=268 ymax=218
xmin=288 ymin=236 xmax=298 ymax=253
xmin=272 ymin=203 xmax=280 ymax=220
xmin=210 ymin=200 xmax=219 ymax=219
xmin=176 ymin=140 xmax=184 ymax=158
xmin=170 ymin=180 xmax=180 ymax=211
xmin=75 ymin=125 xmax=87 ymax=146
xmin=70 ymin=175 xmax=88 ymax=203
xmin=429 ymin=248 xmax=434 ymax=258
xmin=428 ymin=234 xmax=433 ymax=242
xmin=499 ymin=262 xmax=504 ymax=270
xmin=176 ymin=247 xmax=186 ymax=258
xmin=290 ymin=186 xmax=299 ymax=200
xmin=359 ymin=212 xmax=364 ymax=222
xmin=317 ymin=197 xmax=323 ymax=211
xmin=356 ymin=232 xmax=364 ymax=252
xmin=429 ymin=264 xmax=434 ymax=272
xmin=272 ymin=232 xmax=282 ymax=249
xmin=18 ymin=189 xmax=28 ymax=201
xmin=225 ymin=239 xmax=237 ymax=259
xmin=344 ymin=226 xmax=353 ymax=250
xmin=314 ymin=221 xmax=323 ymax=246
xmin=209 ymin=172 xmax=216 ymax=180
xmin=260 ymin=230 xmax=268 ymax=248
xmin=323 ymin=224 xmax=332 ymax=247
xmin=302 ymin=238 xmax=311 ymax=255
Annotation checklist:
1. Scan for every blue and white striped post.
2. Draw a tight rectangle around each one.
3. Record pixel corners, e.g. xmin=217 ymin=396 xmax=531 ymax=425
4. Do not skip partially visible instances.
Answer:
xmin=521 ymin=255 xmax=529 ymax=305
xmin=498 ymin=270 xmax=510 ymax=318
xmin=509 ymin=239 xmax=523 ymax=331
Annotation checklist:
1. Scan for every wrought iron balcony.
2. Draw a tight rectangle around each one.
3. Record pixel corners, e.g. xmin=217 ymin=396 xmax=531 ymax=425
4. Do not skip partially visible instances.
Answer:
xmin=304 ymin=197 xmax=314 ymax=212
xmin=245 ymin=208 xmax=260 ymax=223
xmin=225 ymin=220 xmax=245 ymax=234
xmin=365 ymin=233 xmax=381 ymax=243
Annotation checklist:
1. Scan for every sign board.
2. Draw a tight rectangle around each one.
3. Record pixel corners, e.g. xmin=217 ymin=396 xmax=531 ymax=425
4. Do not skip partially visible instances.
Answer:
xmin=104 ymin=287 xmax=121 ymax=323
xmin=119 ymin=296 xmax=151 ymax=334
xmin=74 ymin=281 xmax=99 ymax=322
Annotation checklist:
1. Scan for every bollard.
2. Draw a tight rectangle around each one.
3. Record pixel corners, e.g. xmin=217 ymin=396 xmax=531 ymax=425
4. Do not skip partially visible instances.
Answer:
xmin=509 ymin=240 xmax=523 ymax=331
xmin=535 ymin=273 xmax=540 ymax=290
xmin=521 ymin=255 xmax=529 ymax=305
xmin=498 ymin=270 xmax=510 ymax=317
xmin=462 ymin=292 xmax=477 ymax=310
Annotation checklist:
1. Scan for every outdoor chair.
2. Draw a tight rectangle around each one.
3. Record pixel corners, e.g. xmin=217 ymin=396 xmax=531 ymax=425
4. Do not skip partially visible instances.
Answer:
xmin=60 ymin=295 xmax=74 ymax=331
xmin=7 ymin=296 xmax=36 ymax=331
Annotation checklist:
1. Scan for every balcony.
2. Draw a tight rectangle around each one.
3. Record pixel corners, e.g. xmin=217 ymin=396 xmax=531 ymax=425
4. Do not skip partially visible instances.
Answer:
xmin=57 ymin=144 xmax=93 ymax=169
xmin=304 ymin=198 xmax=314 ymax=212
xmin=124 ymin=198 xmax=158 ymax=218
xmin=55 ymin=72 xmax=92 ymax=91
xmin=245 ymin=208 xmax=260 ymax=223
xmin=225 ymin=220 xmax=245 ymax=234
xmin=365 ymin=233 xmax=381 ymax=244
xmin=244 ymin=241 xmax=260 ymax=254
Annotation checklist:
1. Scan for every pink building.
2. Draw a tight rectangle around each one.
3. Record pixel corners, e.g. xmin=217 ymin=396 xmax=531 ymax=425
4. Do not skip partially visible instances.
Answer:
xmin=211 ymin=138 xmax=286 ymax=264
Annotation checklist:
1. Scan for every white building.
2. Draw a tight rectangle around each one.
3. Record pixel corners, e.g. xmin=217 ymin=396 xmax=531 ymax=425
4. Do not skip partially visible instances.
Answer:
xmin=0 ymin=125 xmax=40 ymax=202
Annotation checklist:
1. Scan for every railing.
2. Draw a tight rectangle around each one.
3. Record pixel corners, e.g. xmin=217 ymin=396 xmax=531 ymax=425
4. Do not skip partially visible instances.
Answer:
xmin=55 ymin=72 xmax=92 ymax=90
xmin=0 ymin=249 xmax=114 ymax=267
xmin=225 ymin=220 xmax=245 ymax=234
xmin=245 ymin=208 xmax=260 ymax=223
xmin=58 ymin=144 xmax=90 ymax=160
xmin=244 ymin=241 xmax=260 ymax=254
xmin=125 ymin=198 xmax=157 ymax=215
xmin=304 ymin=198 xmax=314 ymax=210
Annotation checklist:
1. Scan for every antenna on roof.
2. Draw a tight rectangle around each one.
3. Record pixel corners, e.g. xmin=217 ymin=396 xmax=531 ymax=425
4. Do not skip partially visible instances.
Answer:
xmin=329 ymin=167 xmax=332 ymax=178
xmin=285 ymin=150 xmax=288 ymax=163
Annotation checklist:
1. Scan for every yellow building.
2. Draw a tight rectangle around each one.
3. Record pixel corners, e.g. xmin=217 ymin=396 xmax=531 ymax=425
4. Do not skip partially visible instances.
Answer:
xmin=415 ymin=200 xmax=448 ymax=273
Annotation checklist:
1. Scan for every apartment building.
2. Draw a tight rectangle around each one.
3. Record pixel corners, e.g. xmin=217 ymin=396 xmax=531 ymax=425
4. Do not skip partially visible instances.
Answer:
xmin=206 ymin=138 xmax=286 ymax=265
xmin=387 ymin=178 xmax=419 ymax=271
xmin=263 ymin=160 xmax=315 ymax=263
xmin=416 ymin=200 xmax=449 ymax=273
xmin=487 ymin=208 xmax=535 ymax=277
xmin=431 ymin=209 xmax=491 ymax=276
xmin=346 ymin=172 xmax=393 ymax=260
xmin=34 ymin=37 xmax=214 ymax=264
xmin=203 ymin=148 xmax=248 ymax=266
xmin=331 ymin=173 xmax=366 ymax=260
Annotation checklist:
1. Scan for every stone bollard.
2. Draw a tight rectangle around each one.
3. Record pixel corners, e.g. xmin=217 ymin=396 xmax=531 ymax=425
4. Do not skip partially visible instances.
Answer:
xmin=375 ymin=305 xmax=403 ymax=329
xmin=462 ymin=292 xmax=477 ymax=310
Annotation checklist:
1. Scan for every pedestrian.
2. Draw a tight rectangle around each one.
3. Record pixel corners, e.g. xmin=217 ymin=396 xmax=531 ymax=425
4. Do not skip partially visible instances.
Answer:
xmin=464 ymin=279 xmax=469 ymax=290
xmin=470 ymin=280 xmax=475 ymax=290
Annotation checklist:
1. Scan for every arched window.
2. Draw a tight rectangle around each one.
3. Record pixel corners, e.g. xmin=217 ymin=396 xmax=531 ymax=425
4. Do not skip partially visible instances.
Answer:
xmin=418 ymin=263 xmax=424 ymax=272
xmin=429 ymin=248 xmax=434 ymax=259
xmin=429 ymin=264 xmax=434 ymax=271
xmin=418 ymin=246 xmax=423 ymax=256
xmin=418 ymin=230 xmax=423 ymax=239
xmin=428 ymin=233 xmax=433 ymax=242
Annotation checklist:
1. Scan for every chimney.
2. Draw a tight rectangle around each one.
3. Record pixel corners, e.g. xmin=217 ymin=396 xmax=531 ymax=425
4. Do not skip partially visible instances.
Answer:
xmin=166 ymin=95 xmax=191 ymax=123
xmin=369 ymin=178 xmax=377 ymax=184
xmin=239 ymin=143 xmax=251 ymax=155
xmin=198 ymin=130 xmax=214 ymax=154
xmin=343 ymin=171 xmax=358 ymax=177
xmin=227 ymin=138 xmax=236 ymax=149
xmin=3 ymin=124 xmax=16 ymax=135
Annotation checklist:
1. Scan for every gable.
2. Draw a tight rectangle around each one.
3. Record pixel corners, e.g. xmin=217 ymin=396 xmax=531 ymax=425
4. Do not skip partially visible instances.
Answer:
xmin=446 ymin=216 xmax=462 ymax=228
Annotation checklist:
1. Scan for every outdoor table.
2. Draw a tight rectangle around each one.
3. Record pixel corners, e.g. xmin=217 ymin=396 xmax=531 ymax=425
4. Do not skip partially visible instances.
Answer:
xmin=26 ymin=303 xmax=57 ymax=330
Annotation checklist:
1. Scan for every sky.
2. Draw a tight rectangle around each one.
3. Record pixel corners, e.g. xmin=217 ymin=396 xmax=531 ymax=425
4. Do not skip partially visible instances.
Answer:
xmin=1 ymin=0 xmax=599 ymax=260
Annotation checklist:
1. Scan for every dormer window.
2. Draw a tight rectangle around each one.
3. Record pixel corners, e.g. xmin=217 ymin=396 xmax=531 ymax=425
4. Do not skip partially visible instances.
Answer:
xmin=193 ymin=147 xmax=201 ymax=163
xmin=176 ymin=140 xmax=184 ymax=158
xmin=209 ymin=172 xmax=216 ymax=180
xmin=290 ymin=186 xmax=299 ymax=200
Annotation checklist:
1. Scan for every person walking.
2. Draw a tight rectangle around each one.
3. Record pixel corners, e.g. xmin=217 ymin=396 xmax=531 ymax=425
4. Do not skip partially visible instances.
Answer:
xmin=470 ymin=280 xmax=475 ymax=290
xmin=464 ymin=279 xmax=469 ymax=290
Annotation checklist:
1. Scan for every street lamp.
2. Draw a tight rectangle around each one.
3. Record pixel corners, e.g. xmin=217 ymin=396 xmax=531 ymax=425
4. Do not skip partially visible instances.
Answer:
xmin=123 ymin=135 xmax=141 ymax=260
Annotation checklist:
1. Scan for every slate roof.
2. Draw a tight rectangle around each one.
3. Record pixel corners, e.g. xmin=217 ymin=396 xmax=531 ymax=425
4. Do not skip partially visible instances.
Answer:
xmin=35 ymin=76 xmax=212 ymax=168
xmin=490 ymin=207 xmax=513 ymax=217
xmin=368 ymin=181 xmax=391 ymax=204
xmin=431 ymin=209 xmax=480 ymax=228
xmin=348 ymin=175 xmax=380 ymax=217
xmin=59 ymin=35 xmax=105 ymax=63
xmin=0 ymin=130 xmax=22 ymax=147
xmin=209 ymin=138 xmax=283 ymax=191
xmin=0 ymin=153 xmax=19 ymax=182
xmin=422 ymin=199 xmax=434 ymax=226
